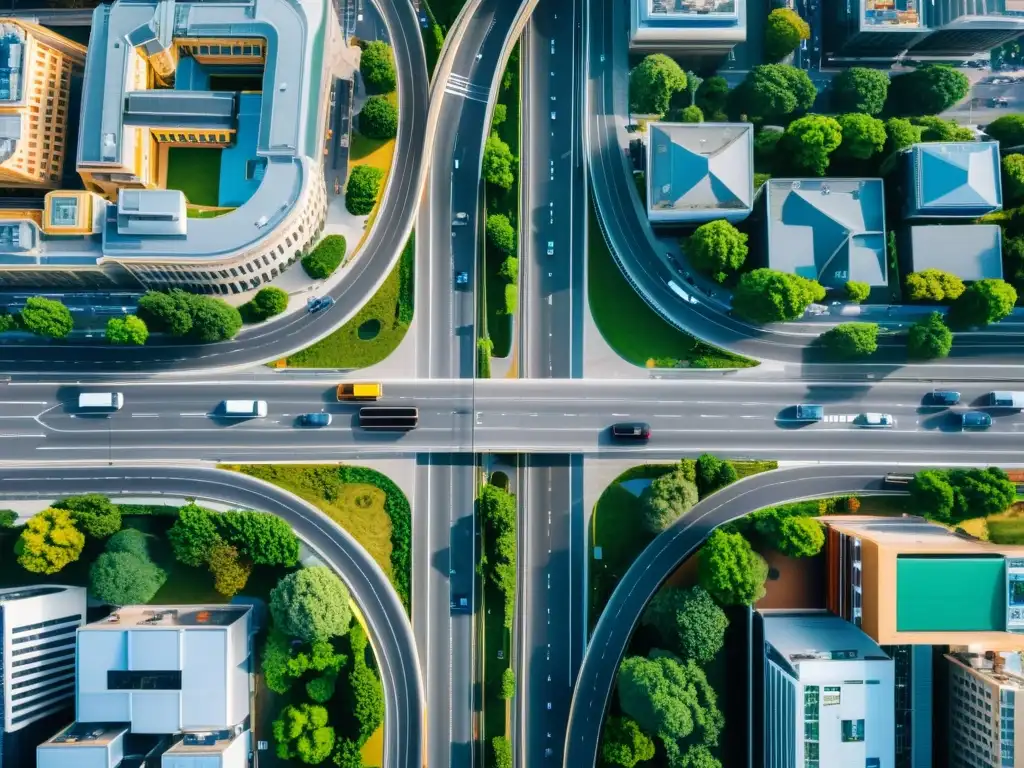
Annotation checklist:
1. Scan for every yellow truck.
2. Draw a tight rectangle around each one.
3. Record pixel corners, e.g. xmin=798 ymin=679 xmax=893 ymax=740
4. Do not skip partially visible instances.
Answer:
xmin=336 ymin=382 xmax=383 ymax=401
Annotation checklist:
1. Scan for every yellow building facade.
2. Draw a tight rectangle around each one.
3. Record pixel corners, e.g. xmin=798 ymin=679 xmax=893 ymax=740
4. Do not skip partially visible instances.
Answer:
xmin=0 ymin=20 xmax=86 ymax=188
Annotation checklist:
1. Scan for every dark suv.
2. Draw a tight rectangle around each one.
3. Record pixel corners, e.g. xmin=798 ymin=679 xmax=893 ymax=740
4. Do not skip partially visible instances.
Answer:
xmin=958 ymin=411 xmax=992 ymax=429
xmin=929 ymin=390 xmax=961 ymax=406
xmin=611 ymin=422 xmax=651 ymax=441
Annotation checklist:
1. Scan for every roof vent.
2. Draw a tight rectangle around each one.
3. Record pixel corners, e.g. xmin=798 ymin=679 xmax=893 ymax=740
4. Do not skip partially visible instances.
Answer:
xmin=791 ymin=180 xmax=801 ymax=189
xmin=822 ymin=185 xmax=830 ymax=195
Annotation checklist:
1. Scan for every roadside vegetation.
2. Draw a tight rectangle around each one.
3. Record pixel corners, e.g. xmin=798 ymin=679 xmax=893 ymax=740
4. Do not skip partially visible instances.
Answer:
xmin=349 ymin=43 xmax=399 ymax=234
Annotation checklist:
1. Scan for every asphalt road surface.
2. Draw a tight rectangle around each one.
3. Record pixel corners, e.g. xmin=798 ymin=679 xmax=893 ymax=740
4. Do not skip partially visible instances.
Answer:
xmin=0 ymin=466 xmax=422 ymax=768
xmin=564 ymin=464 xmax=906 ymax=768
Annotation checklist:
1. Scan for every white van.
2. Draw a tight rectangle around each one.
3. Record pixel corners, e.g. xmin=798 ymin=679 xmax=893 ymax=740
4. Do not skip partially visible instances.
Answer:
xmin=78 ymin=392 xmax=124 ymax=411
xmin=222 ymin=400 xmax=268 ymax=418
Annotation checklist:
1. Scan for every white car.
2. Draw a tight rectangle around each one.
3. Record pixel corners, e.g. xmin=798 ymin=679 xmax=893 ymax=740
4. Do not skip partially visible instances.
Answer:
xmin=859 ymin=413 xmax=895 ymax=428
xmin=546 ymin=241 xmax=554 ymax=256
xmin=550 ymin=111 xmax=556 ymax=120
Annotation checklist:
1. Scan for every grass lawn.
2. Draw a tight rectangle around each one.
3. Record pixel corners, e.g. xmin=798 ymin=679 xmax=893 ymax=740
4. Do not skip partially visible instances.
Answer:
xmin=985 ymin=506 xmax=1024 ymax=544
xmin=166 ymin=147 xmax=222 ymax=207
xmin=350 ymin=92 xmax=399 ymax=171
xmin=587 ymin=204 xmax=757 ymax=369
xmin=187 ymin=206 xmax=234 ymax=219
xmin=283 ymin=232 xmax=414 ymax=368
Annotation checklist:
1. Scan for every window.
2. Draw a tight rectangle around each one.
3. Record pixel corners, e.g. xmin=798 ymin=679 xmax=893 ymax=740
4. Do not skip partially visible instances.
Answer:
xmin=12 ymin=615 xmax=81 ymax=634
xmin=107 ymin=670 xmax=182 ymax=690
xmin=842 ymin=720 xmax=866 ymax=743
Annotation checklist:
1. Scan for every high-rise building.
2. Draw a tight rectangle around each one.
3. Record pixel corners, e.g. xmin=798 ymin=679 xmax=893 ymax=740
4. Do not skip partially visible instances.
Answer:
xmin=0 ymin=585 xmax=87 ymax=768
xmin=880 ymin=645 xmax=933 ymax=768
xmin=946 ymin=651 xmax=1024 ymax=768
xmin=0 ymin=20 xmax=86 ymax=188
xmin=629 ymin=0 xmax=747 ymax=56
xmin=760 ymin=610 xmax=895 ymax=768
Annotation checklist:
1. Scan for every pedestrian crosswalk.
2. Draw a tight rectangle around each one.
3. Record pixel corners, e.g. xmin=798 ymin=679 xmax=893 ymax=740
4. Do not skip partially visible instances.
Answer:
xmin=444 ymin=73 xmax=490 ymax=103
xmin=823 ymin=414 xmax=855 ymax=423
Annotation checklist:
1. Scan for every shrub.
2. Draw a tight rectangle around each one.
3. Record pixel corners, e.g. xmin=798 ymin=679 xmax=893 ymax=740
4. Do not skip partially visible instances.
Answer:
xmin=349 ymin=661 xmax=385 ymax=742
xmin=359 ymin=95 xmax=398 ymax=139
xmin=500 ymin=668 xmax=516 ymax=700
xmin=845 ymin=281 xmax=870 ymax=303
xmin=830 ymin=67 xmax=889 ymax=115
xmin=983 ymin=113 xmax=1024 ymax=148
xmin=483 ymin=133 xmax=515 ymax=190
xmin=106 ymin=314 xmax=149 ymax=345
xmin=1003 ymin=154 xmax=1024 ymax=206
xmin=270 ymin=567 xmax=353 ymax=642
xmin=695 ymin=453 xmax=738 ymax=498
xmin=502 ymin=282 xmax=518 ymax=314
xmin=687 ymin=220 xmax=748 ymax=280
xmin=168 ymin=503 xmax=222 ymax=566
xmin=491 ymin=737 xmax=513 ymax=768
xmin=676 ymin=105 xmax=703 ymax=123
xmin=105 ymin=527 xmax=151 ymax=559
xmin=54 ymin=494 xmax=122 ymax=538
xmin=905 ymin=269 xmax=965 ymax=303
xmin=305 ymin=673 xmax=337 ymax=703
xmin=272 ymin=703 xmax=334 ymax=764
xmin=477 ymin=337 xmax=493 ymax=378
xmin=302 ymin=235 xmax=347 ymax=279
xmin=136 ymin=289 xmax=242 ymax=342
xmin=15 ymin=508 xmax=84 ymax=574
xmin=207 ymin=542 xmax=252 ymax=597
xmin=698 ymin=529 xmax=769 ymax=605
xmin=765 ymin=8 xmax=810 ymax=61
xmin=907 ymin=311 xmax=953 ymax=359
xmin=20 ymin=296 xmax=73 ymax=338
xmin=642 ymin=585 xmax=729 ymax=663
xmin=486 ymin=213 xmax=516 ymax=255
xmin=89 ymin=551 xmax=167 ymax=604
xmin=641 ymin=468 xmax=699 ymax=533
xmin=0 ymin=510 xmax=18 ymax=527
xmin=345 ymin=165 xmax=385 ymax=216
xmin=243 ymin=286 xmax=289 ymax=322
xmin=819 ymin=322 xmax=878 ymax=359
xmin=499 ymin=256 xmax=519 ymax=284
xmin=733 ymin=268 xmax=825 ymax=323
xmin=948 ymin=278 xmax=1018 ymax=328
xmin=359 ymin=40 xmax=396 ymax=93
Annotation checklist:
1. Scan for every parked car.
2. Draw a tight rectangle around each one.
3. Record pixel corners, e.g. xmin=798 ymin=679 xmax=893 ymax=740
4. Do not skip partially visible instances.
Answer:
xmin=929 ymin=390 xmax=961 ymax=406
xmin=957 ymin=411 xmax=992 ymax=430
xmin=299 ymin=412 xmax=332 ymax=427
xmin=858 ymin=413 xmax=895 ymax=428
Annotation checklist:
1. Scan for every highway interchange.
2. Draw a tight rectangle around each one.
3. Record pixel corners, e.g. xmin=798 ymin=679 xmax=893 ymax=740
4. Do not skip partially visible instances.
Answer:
xmin=2 ymin=0 xmax=1024 ymax=768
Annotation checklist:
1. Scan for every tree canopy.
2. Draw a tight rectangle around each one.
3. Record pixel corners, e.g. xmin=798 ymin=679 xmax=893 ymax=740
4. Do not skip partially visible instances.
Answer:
xmin=20 ymin=296 xmax=73 ymax=338
xmin=782 ymin=114 xmax=842 ymax=175
xmin=733 ymin=268 xmax=825 ymax=323
xmin=478 ymin=484 xmax=518 ymax=625
xmin=830 ymin=67 xmax=889 ymax=115
xmin=89 ymin=550 xmax=167 ymax=605
xmin=907 ymin=311 xmax=953 ymax=360
xmin=482 ymin=133 xmax=515 ymax=190
xmin=629 ymin=54 xmax=687 ymax=115
xmin=905 ymin=269 xmax=965 ymax=303
xmin=15 ymin=508 xmax=85 ymax=575
xmin=948 ymin=279 xmax=1017 ymax=329
xmin=486 ymin=213 xmax=516 ymax=255
xmin=909 ymin=468 xmax=1016 ymax=524
xmin=845 ymin=281 xmax=870 ymax=303
xmin=642 ymin=586 xmax=729 ymax=663
xmin=695 ymin=453 xmax=738 ymax=498
xmin=301 ymin=235 xmax=346 ymax=280
xmin=764 ymin=8 xmax=810 ymax=61
xmin=886 ymin=65 xmax=969 ymax=115
xmin=836 ymin=113 xmax=887 ymax=160
xmin=207 ymin=542 xmax=252 ymax=598
xmin=883 ymin=117 xmax=922 ymax=155
xmin=345 ymin=165 xmax=385 ymax=216
xmin=54 ymin=494 xmax=122 ymax=539
xmin=761 ymin=516 xmax=825 ymax=557
xmin=244 ymin=287 xmax=290 ymax=322
xmin=698 ymin=529 xmax=769 ymax=606
xmin=601 ymin=717 xmax=656 ymax=768
xmin=675 ymin=105 xmax=704 ymax=123
xmin=687 ymin=220 xmax=748 ymax=281
xmin=640 ymin=468 xmax=699 ymax=533
xmin=106 ymin=315 xmax=149 ymax=345
xmin=359 ymin=40 xmax=396 ymax=93
xmin=272 ymin=702 xmax=334 ymax=764
xmin=359 ymin=94 xmax=398 ymax=139
xmin=729 ymin=64 xmax=816 ymax=122
xmin=819 ymin=322 xmax=879 ymax=359
xmin=137 ymin=289 xmax=242 ymax=343
xmin=983 ymin=113 xmax=1024 ymax=148
xmin=1004 ymin=154 xmax=1024 ymax=206
xmin=695 ymin=76 xmax=730 ymax=120
xmin=913 ymin=115 xmax=974 ymax=143
xmin=271 ymin=567 xmax=353 ymax=643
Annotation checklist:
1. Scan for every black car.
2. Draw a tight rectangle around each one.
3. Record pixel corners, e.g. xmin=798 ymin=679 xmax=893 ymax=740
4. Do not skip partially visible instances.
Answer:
xmin=611 ymin=422 xmax=651 ymax=441
xmin=929 ymin=390 xmax=961 ymax=406
xmin=958 ymin=411 xmax=992 ymax=429
xmin=298 ymin=412 xmax=332 ymax=427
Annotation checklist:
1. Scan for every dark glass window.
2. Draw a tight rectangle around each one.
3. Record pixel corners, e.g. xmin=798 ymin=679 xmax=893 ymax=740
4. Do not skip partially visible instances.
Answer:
xmin=107 ymin=670 xmax=182 ymax=690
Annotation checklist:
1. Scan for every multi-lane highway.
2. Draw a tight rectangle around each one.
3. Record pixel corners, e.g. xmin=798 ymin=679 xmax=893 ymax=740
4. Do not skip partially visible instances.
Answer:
xmin=0 ymin=466 xmax=422 ymax=768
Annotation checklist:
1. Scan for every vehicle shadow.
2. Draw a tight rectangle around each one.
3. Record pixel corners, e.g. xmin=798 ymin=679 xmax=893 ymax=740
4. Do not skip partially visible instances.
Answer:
xmin=774 ymin=406 xmax=818 ymax=429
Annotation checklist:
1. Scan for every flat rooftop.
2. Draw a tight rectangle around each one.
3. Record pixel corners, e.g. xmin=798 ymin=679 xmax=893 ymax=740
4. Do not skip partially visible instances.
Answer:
xmin=896 ymin=555 xmax=1006 ymax=632
xmin=95 ymin=605 xmax=249 ymax=629
xmin=908 ymin=224 xmax=1002 ymax=281
xmin=763 ymin=611 xmax=891 ymax=663
xmin=41 ymin=722 xmax=128 ymax=748
xmin=647 ymin=0 xmax=738 ymax=16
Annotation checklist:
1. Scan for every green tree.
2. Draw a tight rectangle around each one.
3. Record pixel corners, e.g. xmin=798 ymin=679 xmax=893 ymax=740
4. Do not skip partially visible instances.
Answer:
xmin=601 ymin=716 xmax=656 ymax=768
xmin=272 ymin=703 xmax=334 ymax=764
xmin=214 ymin=510 xmax=299 ymax=566
xmin=1004 ymin=154 xmax=1024 ymax=206
xmin=698 ymin=529 xmax=769 ymax=606
xmin=905 ymin=269 xmax=965 ymax=303
xmin=830 ymin=67 xmax=889 ymax=115
xmin=617 ymin=652 xmax=725 ymax=761
xmin=482 ymin=133 xmax=515 ymax=190
xmin=105 ymin=527 xmax=152 ymax=559
xmin=984 ymin=114 xmax=1024 ymax=148
xmin=332 ymin=739 xmax=363 ymax=768
xmin=629 ymin=54 xmax=687 ymax=115
xmin=819 ymin=322 xmax=879 ymax=359
xmin=358 ymin=94 xmax=398 ymax=139
xmin=907 ymin=311 xmax=953 ymax=359
xmin=500 ymin=667 xmax=516 ymax=700
xmin=499 ymin=256 xmax=519 ymax=284
xmin=106 ymin=315 xmax=149 ymax=345
xmin=15 ymin=508 xmax=84 ymax=575
xmin=949 ymin=279 xmax=1018 ymax=328
xmin=733 ymin=268 xmax=825 ymax=323
xmin=730 ymin=64 xmax=816 ymax=122
xmin=695 ymin=454 xmax=738 ymax=498
xmin=168 ymin=503 xmax=221 ymax=566
xmin=302 ymin=235 xmax=347 ymax=279
xmin=679 ymin=744 xmax=723 ymax=768
xmin=346 ymin=165 xmax=385 ymax=216
xmin=782 ymin=115 xmax=843 ymax=175
xmin=675 ymin=105 xmax=704 ymax=123
xmin=53 ymin=494 xmax=121 ymax=538
xmin=947 ymin=467 xmax=1016 ymax=521
xmin=642 ymin=586 xmax=728 ymax=663
xmin=1005 ymin=235 xmax=1024 ymax=294
xmin=207 ymin=542 xmax=252 ymax=597
xmin=189 ymin=298 xmax=242 ymax=343
xmin=349 ymin=662 xmax=385 ymax=742
xmin=887 ymin=65 xmax=969 ymax=115
xmin=261 ymin=631 xmax=295 ymax=694
xmin=478 ymin=484 xmax=518 ymax=627
xmin=695 ymin=76 xmax=729 ymax=119
xmin=687 ymin=220 xmax=748 ymax=280
xmin=486 ymin=213 xmax=516 ymax=254
xmin=753 ymin=129 xmax=784 ymax=174
xmin=492 ymin=103 xmax=507 ymax=126
xmin=491 ymin=736 xmax=512 ymax=768
xmin=359 ymin=40 xmax=396 ymax=93
xmin=244 ymin=286 xmax=290 ymax=321
xmin=836 ymin=113 xmax=886 ymax=160
xmin=883 ymin=117 xmax=922 ymax=155
xmin=20 ymin=296 xmax=73 ymax=338
xmin=908 ymin=469 xmax=956 ymax=521
xmin=765 ymin=8 xmax=810 ymax=61
xmin=137 ymin=289 xmax=194 ymax=336
xmin=270 ymin=567 xmax=353 ymax=643
xmin=89 ymin=551 xmax=167 ymax=604
xmin=845 ymin=281 xmax=870 ymax=303
xmin=640 ymin=468 xmax=699 ymax=533
xmin=913 ymin=115 xmax=974 ymax=142
xmin=764 ymin=516 xmax=825 ymax=557
xmin=305 ymin=673 xmax=337 ymax=703
xmin=502 ymin=282 xmax=518 ymax=314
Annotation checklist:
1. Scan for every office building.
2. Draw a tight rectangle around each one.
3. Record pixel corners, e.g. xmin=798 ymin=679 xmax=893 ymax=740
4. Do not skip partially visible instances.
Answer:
xmin=902 ymin=224 xmax=1003 ymax=282
xmin=946 ymin=650 xmax=1024 ymax=768
xmin=760 ymin=610 xmax=895 ymax=768
xmin=629 ymin=0 xmax=747 ymax=55
xmin=0 ymin=0 xmax=330 ymax=294
xmin=880 ymin=645 xmax=933 ymax=768
xmin=37 ymin=604 xmax=253 ymax=768
xmin=0 ymin=20 xmax=86 ymax=189
xmin=0 ymin=585 xmax=87 ymax=768
xmin=823 ymin=515 xmax=1024 ymax=650
xmin=831 ymin=0 xmax=1024 ymax=60
xmin=764 ymin=178 xmax=888 ymax=291
xmin=645 ymin=122 xmax=753 ymax=225
xmin=903 ymin=142 xmax=1002 ymax=220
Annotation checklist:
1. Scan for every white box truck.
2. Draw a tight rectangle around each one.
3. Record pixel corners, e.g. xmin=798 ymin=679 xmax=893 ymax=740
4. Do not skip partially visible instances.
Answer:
xmin=221 ymin=400 xmax=268 ymax=418
xmin=78 ymin=392 xmax=124 ymax=411
xmin=989 ymin=391 xmax=1024 ymax=408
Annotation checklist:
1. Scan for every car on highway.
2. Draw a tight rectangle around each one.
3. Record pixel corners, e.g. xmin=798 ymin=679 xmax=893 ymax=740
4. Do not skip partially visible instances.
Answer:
xmin=455 ymin=270 xmax=469 ymax=287
xmin=307 ymin=296 xmax=334 ymax=313
xmin=78 ymin=392 xmax=124 ymax=412
xmin=337 ymin=382 xmax=383 ymax=401
xmin=929 ymin=390 xmax=961 ymax=406
xmin=990 ymin=97 xmax=1010 ymax=107
xmin=794 ymin=404 xmax=824 ymax=421
xmin=547 ymin=241 xmax=554 ymax=256
xmin=550 ymin=111 xmax=556 ymax=120
xmin=453 ymin=212 xmax=468 ymax=226
xmin=957 ymin=411 xmax=992 ymax=430
xmin=451 ymin=594 xmax=470 ymax=613
xmin=610 ymin=422 xmax=651 ymax=441
xmin=858 ymin=413 xmax=895 ymax=428
xmin=298 ymin=412 xmax=332 ymax=427
xmin=667 ymin=281 xmax=699 ymax=304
